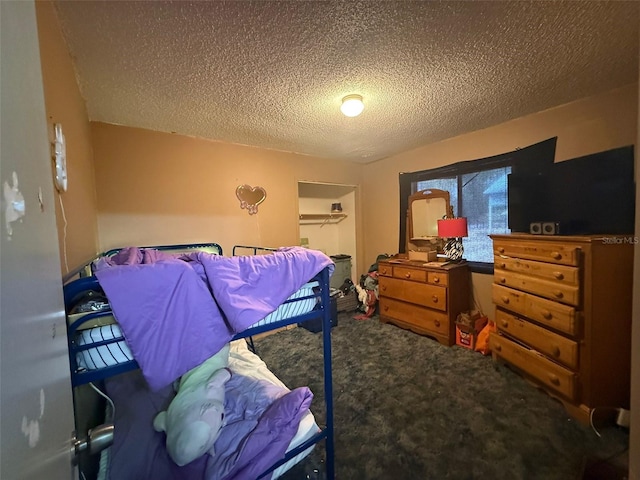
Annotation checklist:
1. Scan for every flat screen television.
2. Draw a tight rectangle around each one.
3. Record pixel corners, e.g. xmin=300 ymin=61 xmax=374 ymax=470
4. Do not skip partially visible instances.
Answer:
xmin=508 ymin=145 xmax=636 ymax=235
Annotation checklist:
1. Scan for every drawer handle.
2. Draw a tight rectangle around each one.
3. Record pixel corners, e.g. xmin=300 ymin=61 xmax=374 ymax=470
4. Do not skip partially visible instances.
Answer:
xmin=498 ymin=262 xmax=506 ymax=269
xmin=383 ymin=305 xmax=389 ymax=312
xmin=405 ymin=272 xmax=411 ymax=279
xmin=500 ymin=319 xmax=508 ymax=328
xmin=434 ymin=320 xmax=440 ymax=327
xmin=501 ymin=296 xmax=510 ymax=304
xmin=548 ymin=374 xmax=560 ymax=386
xmin=551 ymin=251 xmax=562 ymax=260
xmin=432 ymin=276 xmax=440 ymax=283
xmin=497 ymin=247 xmax=505 ymax=254
xmin=381 ymin=285 xmax=387 ymax=292
xmin=431 ymin=295 xmax=439 ymax=303
xmin=541 ymin=309 xmax=552 ymax=320
xmin=494 ymin=343 xmax=502 ymax=352
xmin=553 ymin=272 xmax=564 ymax=280
xmin=499 ymin=277 xmax=506 ymax=284
xmin=552 ymin=346 xmax=561 ymax=358
xmin=552 ymin=290 xmax=564 ymax=299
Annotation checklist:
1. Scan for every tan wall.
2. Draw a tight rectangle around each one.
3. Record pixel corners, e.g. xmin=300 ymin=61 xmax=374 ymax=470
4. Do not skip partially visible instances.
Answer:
xmin=362 ymin=83 xmax=638 ymax=319
xmin=91 ymin=123 xmax=364 ymax=265
xmin=35 ymin=1 xmax=99 ymax=275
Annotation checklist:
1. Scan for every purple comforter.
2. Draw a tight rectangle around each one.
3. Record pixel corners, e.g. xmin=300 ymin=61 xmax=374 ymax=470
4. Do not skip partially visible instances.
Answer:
xmin=209 ymin=374 xmax=313 ymax=480
xmin=105 ymin=369 xmax=313 ymax=480
xmin=95 ymin=246 xmax=333 ymax=391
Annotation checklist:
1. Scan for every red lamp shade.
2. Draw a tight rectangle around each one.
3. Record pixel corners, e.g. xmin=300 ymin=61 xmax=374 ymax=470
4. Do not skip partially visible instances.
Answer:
xmin=437 ymin=217 xmax=468 ymax=238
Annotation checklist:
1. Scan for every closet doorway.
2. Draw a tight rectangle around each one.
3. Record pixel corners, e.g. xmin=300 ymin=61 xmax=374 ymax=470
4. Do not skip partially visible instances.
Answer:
xmin=297 ymin=181 xmax=358 ymax=287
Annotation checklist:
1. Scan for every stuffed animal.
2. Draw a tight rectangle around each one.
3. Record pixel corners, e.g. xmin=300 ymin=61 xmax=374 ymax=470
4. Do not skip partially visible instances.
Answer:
xmin=153 ymin=343 xmax=231 ymax=466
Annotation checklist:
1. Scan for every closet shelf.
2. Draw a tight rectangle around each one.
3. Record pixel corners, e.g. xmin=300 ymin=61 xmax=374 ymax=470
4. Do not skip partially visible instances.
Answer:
xmin=299 ymin=213 xmax=347 ymax=220
xmin=299 ymin=213 xmax=347 ymax=225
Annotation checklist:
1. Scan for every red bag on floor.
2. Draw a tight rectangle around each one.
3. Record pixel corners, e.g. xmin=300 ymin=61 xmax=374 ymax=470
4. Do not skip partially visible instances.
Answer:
xmin=474 ymin=320 xmax=496 ymax=355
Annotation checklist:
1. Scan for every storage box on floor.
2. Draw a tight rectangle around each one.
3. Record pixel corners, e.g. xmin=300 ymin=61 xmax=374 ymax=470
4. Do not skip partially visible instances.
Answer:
xmin=330 ymin=254 xmax=352 ymax=290
xmin=336 ymin=291 xmax=359 ymax=312
xmin=299 ymin=296 xmax=338 ymax=333
xmin=455 ymin=311 xmax=488 ymax=350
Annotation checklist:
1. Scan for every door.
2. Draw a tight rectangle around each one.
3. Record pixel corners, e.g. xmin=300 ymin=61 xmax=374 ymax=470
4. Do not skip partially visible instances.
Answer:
xmin=1 ymin=2 xmax=75 ymax=479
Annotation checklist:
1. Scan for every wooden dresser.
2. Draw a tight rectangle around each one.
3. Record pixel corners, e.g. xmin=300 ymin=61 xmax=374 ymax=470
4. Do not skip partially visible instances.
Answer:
xmin=378 ymin=257 xmax=470 ymax=346
xmin=489 ymin=234 xmax=634 ymax=423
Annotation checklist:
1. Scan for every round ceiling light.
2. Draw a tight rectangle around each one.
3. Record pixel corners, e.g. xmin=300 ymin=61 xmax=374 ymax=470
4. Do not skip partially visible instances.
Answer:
xmin=340 ymin=94 xmax=364 ymax=117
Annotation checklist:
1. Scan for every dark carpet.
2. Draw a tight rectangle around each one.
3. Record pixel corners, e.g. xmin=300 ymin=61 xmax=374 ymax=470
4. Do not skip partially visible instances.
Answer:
xmin=255 ymin=313 xmax=629 ymax=480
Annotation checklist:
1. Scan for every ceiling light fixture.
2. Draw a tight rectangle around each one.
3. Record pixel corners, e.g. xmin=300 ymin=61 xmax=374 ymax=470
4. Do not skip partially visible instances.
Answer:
xmin=340 ymin=94 xmax=364 ymax=117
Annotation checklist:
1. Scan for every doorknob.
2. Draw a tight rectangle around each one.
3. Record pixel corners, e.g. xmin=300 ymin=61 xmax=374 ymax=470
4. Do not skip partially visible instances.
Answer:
xmin=71 ymin=423 xmax=114 ymax=464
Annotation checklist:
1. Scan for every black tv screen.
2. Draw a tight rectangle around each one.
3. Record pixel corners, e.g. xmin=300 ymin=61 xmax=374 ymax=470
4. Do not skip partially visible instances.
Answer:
xmin=508 ymin=146 xmax=635 ymax=235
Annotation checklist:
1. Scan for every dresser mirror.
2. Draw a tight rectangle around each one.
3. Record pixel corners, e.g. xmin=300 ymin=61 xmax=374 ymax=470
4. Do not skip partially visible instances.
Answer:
xmin=408 ymin=189 xmax=450 ymax=240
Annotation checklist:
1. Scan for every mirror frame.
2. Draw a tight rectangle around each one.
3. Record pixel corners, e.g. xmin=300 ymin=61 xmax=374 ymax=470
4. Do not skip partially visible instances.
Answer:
xmin=407 ymin=189 xmax=450 ymax=250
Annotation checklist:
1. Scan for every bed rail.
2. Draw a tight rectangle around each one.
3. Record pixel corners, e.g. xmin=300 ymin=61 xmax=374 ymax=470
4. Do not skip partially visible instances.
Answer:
xmin=232 ymin=244 xmax=277 ymax=256
xmin=62 ymin=242 xmax=223 ymax=285
xmin=102 ymin=242 xmax=223 ymax=258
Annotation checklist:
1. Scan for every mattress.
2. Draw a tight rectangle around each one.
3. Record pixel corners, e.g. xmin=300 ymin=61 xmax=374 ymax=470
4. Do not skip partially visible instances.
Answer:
xmin=96 ymin=339 xmax=319 ymax=480
xmin=74 ymin=281 xmax=318 ymax=373
xmin=75 ymin=324 xmax=134 ymax=371
xmin=248 ymin=281 xmax=319 ymax=327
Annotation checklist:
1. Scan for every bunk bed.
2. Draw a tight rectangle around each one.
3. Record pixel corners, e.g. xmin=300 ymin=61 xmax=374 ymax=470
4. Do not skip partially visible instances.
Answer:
xmin=63 ymin=243 xmax=336 ymax=480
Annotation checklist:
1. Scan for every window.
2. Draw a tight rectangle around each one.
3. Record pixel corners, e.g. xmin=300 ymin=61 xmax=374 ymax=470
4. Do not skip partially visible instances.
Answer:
xmin=398 ymin=138 xmax=557 ymax=273
xmin=416 ymin=167 xmax=511 ymax=263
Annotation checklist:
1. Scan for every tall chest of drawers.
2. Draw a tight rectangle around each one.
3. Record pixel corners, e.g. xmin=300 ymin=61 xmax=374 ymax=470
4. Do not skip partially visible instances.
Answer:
xmin=378 ymin=258 xmax=470 ymax=346
xmin=489 ymin=234 xmax=634 ymax=423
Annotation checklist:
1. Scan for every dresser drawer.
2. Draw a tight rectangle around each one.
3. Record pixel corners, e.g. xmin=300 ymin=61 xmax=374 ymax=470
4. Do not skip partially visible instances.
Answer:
xmin=378 ymin=262 xmax=393 ymax=277
xmin=492 ymin=284 xmax=578 ymax=336
xmin=392 ymin=265 xmax=428 ymax=282
xmin=494 ymin=270 xmax=580 ymax=307
xmin=489 ymin=332 xmax=577 ymax=401
xmin=427 ymin=271 xmax=448 ymax=286
xmin=493 ymin=240 xmax=580 ymax=266
xmin=379 ymin=277 xmax=446 ymax=311
xmin=494 ymin=256 xmax=579 ymax=286
xmin=495 ymin=309 xmax=578 ymax=370
xmin=380 ymin=297 xmax=449 ymax=336
xmin=492 ymin=283 xmax=527 ymax=313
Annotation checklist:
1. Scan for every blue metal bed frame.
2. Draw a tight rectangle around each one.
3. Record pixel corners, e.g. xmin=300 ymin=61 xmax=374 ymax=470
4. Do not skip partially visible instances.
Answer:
xmin=63 ymin=243 xmax=335 ymax=480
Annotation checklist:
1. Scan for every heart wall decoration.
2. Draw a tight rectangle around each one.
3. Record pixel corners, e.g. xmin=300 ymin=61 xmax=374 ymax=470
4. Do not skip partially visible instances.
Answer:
xmin=236 ymin=184 xmax=267 ymax=215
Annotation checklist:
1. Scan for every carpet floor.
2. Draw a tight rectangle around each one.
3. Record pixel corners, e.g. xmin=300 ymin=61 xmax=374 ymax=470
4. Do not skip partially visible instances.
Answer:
xmin=255 ymin=312 xmax=629 ymax=480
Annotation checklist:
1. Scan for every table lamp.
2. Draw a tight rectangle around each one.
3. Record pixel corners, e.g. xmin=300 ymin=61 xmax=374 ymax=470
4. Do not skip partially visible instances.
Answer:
xmin=437 ymin=215 xmax=468 ymax=261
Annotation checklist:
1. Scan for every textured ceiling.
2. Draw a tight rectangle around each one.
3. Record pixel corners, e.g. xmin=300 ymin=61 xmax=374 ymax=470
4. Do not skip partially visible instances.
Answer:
xmin=53 ymin=1 xmax=639 ymax=164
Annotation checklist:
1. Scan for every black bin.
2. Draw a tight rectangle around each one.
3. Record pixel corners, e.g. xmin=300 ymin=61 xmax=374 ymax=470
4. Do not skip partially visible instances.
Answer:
xmin=299 ymin=296 xmax=338 ymax=333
